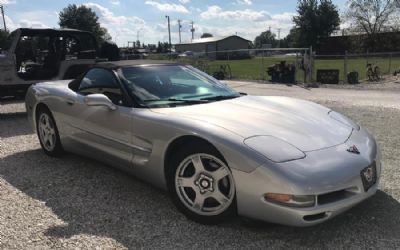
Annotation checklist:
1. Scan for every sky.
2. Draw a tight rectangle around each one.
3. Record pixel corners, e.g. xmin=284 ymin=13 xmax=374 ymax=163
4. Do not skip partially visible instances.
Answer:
xmin=0 ymin=0 xmax=348 ymax=46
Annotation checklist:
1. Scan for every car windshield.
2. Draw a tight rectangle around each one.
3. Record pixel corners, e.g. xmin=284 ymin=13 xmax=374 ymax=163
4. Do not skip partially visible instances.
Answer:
xmin=119 ymin=65 xmax=240 ymax=107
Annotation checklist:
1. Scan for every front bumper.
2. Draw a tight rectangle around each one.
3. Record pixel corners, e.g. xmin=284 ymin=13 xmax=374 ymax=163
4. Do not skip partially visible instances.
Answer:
xmin=233 ymin=166 xmax=379 ymax=227
xmin=233 ymin=127 xmax=381 ymax=226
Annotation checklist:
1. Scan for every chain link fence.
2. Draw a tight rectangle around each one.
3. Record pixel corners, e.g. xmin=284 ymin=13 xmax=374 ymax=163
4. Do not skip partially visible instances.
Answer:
xmin=124 ymin=48 xmax=400 ymax=84
xmin=316 ymin=52 xmax=400 ymax=83
xmin=145 ymin=48 xmax=311 ymax=83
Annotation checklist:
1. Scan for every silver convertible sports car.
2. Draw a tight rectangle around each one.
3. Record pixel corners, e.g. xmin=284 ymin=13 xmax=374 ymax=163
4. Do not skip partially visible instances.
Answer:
xmin=25 ymin=60 xmax=381 ymax=226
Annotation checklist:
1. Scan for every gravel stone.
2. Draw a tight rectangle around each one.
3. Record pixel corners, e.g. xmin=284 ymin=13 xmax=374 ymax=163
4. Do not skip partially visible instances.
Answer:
xmin=1 ymin=83 xmax=399 ymax=249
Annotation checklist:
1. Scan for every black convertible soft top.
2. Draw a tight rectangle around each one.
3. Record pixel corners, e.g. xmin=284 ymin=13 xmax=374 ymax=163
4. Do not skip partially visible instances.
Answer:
xmin=68 ymin=60 xmax=180 ymax=91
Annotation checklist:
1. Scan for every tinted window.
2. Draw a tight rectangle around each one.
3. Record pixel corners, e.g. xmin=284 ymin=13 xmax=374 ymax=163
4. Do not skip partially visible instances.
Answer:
xmin=79 ymin=68 xmax=125 ymax=106
xmin=120 ymin=65 xmax=239 ymax=107
xmin=79 ymin=68 xmax=118 ymax=90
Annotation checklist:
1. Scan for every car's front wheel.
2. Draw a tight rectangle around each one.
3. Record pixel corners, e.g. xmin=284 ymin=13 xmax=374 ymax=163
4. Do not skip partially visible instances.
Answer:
xmin=36 ymin=107 xmax=63 ymax=157
xmin=168 ymin=144 xmax=236 ymax=224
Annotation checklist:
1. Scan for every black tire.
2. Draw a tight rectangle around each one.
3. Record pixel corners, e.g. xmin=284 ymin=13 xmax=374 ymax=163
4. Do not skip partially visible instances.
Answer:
xmin=167 ymin=142 xmax=236 ymax=224
xmin=36 ymin=107 xmax=64 ymax=157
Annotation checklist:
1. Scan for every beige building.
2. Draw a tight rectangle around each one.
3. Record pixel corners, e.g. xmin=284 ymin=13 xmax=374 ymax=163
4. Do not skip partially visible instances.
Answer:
xmin=175 ymin=35 xmax=251 ymax=59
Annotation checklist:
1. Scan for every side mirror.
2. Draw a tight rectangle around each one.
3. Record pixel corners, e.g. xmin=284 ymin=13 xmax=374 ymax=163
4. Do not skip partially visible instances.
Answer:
xmin=84 ymin=94 xmax=117 ymax=110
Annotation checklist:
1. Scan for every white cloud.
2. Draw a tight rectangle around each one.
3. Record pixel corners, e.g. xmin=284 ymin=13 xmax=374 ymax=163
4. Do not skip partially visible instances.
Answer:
xmin=83 ymin=3 xmax=166 ymax=46
xmin=3 ymin=15 xmax=15 ymax=30
xmin=0 ymin=0 xmax=16 ymax=5
xmin=19 ymin=19 xmax=49 ymax=28
xmin=3 ymin=10 xmax=57 ymax=31
xmin=236 ymin=0 xmax=252 ymax=5
xmin=178 ymin=0 xmax=190 ymax=4
xmin=145 ymin=1 xmax=189 ymax=14
xmin=110 ymin=0 xmax=120 ymax=5
xmin=191 ymin=11 xmax=296 ymax=43
xmin=200 ymin=5 xmax=270 ymax=22
xmin=85 ymin=3 xmax=146 ymax=28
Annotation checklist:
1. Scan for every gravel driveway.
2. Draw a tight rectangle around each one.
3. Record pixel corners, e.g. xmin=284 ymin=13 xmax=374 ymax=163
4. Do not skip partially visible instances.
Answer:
xmin=0 ymin=83 xmax=399 ymax=249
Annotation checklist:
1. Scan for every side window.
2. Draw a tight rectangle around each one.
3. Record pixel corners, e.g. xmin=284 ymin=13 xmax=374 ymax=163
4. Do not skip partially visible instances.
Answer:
xmin=79 ymin=68 xmax=126 ymax=106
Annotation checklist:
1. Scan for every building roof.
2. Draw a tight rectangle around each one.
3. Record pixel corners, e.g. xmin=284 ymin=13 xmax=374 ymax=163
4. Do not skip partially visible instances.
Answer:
xmin=96 ymin=60 xmax=178 ymax=69
xmin=175 ymin=35 xmax=251 ymax=45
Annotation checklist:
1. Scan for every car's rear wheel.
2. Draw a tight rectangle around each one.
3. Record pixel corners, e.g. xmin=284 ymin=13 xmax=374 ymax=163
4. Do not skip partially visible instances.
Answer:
xmin=167 ymin=144 xmax=236 ymax=224
xmin=36 ymin=108 xmax=63 ymax=157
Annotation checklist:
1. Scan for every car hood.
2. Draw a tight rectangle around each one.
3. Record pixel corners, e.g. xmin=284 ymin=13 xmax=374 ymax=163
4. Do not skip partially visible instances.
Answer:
xmin=152 ymin=96 xmax=353 ymax=152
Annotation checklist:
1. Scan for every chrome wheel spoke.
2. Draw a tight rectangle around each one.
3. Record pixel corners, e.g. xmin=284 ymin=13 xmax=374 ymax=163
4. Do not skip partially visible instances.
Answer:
xmin=47 ymin=134 xmax=54 ymax=147
xmin=191 ymin=155 xmax=205 ymax=173
xmin=175 ymin=153 xmax=235 ymax=216
xmin=212 ymin=189 xmax=230 ymax=206
xmin=43 ymin=115 xmax=49 ymax=128
xmin=43 ymin=133 xmax=49 ymax=143
xmin=212 ymin=167 xmax=229 ymax=181
xmin=176 ymin=176 xmax=194 ymax=188
xmin=38 ymin=113 xmax=56 ymax=152
xmin=193 ymin=191 xmax=206 ymax=210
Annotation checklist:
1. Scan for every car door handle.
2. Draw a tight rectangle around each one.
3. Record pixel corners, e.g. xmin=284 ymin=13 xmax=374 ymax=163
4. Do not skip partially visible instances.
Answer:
xmin=66 ymin=99 xmax=75 ymax=105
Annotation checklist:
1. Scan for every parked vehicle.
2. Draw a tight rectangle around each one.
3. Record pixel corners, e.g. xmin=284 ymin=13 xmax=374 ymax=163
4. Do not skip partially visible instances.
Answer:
xmin=25 ymin=60 xmax=381 ymax=226
xmin=0 ymin=28 xmax=98 ymax=98
xmin=178 ymin=51 xmax=199 ymax=58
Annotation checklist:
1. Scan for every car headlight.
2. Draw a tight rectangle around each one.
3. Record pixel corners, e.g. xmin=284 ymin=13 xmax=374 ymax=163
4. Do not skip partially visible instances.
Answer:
xmin=328 ymin=111 xmax=360 ymax=130
xmin=264 ymin=193 xmax=316 ymax=208
xmin=244 ymin=136 xmax=305 ymax=163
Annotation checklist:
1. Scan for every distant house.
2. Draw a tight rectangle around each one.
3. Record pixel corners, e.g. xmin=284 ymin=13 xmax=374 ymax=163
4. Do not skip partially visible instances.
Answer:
xmin=175 ymin=35 xmax=251 ymax=59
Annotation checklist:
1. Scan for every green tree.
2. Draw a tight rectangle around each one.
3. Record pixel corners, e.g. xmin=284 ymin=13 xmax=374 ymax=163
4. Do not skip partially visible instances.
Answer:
xmin=253 ymin=30 xmax=277 ymax=48
xmin=281 ymin=28 xmax=300 ymax=48
xmin=58 ymin=4 xmax=111 ymax=44
xmin=200 ymin=33 xmax=213 ymax=38
xmin=346 ymin=0 xmax=397 ymax=35
xmin=293 ymin=0 xmax=340 ymax=48
xmin=345 ymin=0 xmax=398 ymax=50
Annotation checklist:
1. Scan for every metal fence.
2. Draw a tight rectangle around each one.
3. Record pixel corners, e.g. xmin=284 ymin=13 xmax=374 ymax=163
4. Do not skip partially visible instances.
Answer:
xmin=315 ymin=52 xmax=400 ymax=83
xmin=131 ymin=48 xmax=400 ymax=84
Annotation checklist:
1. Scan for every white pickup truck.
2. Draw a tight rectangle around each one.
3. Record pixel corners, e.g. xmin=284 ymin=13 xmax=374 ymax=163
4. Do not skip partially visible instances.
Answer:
xmin=0 ymin=28 xmax=98 ymax=99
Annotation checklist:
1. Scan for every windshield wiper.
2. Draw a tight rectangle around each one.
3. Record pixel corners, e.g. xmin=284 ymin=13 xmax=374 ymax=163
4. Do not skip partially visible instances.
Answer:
xmin=143 ymin=98 xmax=209 ymax=104
xmin=199 ymin=95 xmax=240 ymax=101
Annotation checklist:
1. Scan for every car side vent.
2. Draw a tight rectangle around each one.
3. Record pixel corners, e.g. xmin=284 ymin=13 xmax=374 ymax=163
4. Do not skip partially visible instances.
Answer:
xmin=318 ymin=189 xmax=355 ymax=205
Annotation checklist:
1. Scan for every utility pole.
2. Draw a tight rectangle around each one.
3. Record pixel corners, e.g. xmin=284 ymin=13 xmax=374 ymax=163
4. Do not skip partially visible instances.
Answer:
xmin=277 ymin=28 xmax=281 ymax=48
xmin=177 ymin=19 xmax=182 ymax=44
xmin=190 ymin=21 xmax=195 ymax=41
xmin=0 ymin=5 xmax=6 ymax=32
xmin=165 ymin=15 xmax=171 ymax=51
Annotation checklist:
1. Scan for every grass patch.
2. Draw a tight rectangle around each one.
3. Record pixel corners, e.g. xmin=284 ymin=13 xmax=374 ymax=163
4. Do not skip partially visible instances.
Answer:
xmin=176 ymin=55 xmax=400 ymax=83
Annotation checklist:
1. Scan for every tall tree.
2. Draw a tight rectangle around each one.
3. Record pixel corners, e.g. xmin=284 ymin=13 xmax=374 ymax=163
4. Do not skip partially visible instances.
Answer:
xmin=58 ymin=4 xmax=110 ymax=44
xmin=293 ymin=0 xmax=340 ymax=48
xmin=200 ymin=33 xmax=213 ymax=38
xmin=345 ymin=0 xmax=398 ymax=35
xmin=281 ymin=28 xmax=300 ymax=48
xmin=253 ymin=30 xmax=277 ymax=48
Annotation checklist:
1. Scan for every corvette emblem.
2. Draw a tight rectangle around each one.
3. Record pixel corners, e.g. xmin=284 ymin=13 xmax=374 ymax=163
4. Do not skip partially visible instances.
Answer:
xmin=347 ymin=145 xmax=360 ymax=154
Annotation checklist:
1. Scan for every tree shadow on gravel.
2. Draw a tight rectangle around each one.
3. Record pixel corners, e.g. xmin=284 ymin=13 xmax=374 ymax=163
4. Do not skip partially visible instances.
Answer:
xmin=0 ymin=112 xmax=33 ymax=138
xmin=1 ymin=149 xmax=400 ymax=249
